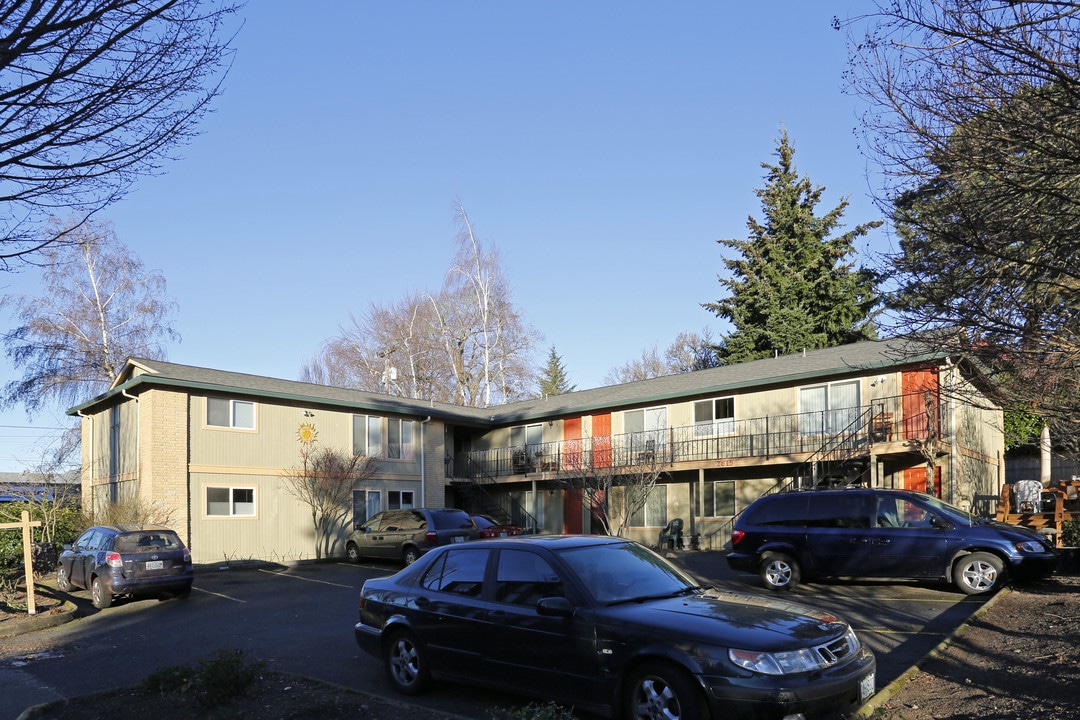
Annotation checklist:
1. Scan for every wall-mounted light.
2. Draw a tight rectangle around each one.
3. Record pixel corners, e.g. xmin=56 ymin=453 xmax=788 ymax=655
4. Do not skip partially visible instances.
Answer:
xmin=302 ymin=410 xmax=315 ymax=417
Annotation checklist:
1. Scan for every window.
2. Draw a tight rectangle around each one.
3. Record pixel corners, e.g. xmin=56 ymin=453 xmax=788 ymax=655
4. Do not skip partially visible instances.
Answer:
xmin=386 ymin=418 xmax=415 ymax=460
xmin=694 ymin=397 xmax=735 ymax=437
xmin=622 ymin=406 xmax=668 ymax=457
xmin=629 ymin=484 xmax=668 ymax=527
xmin=206 ymin=398 xmax=255 ymax=429
xmin=704 ymin=480 xmax=736 ymax=517
xmin=388 ymin=490 xmax=414 ymax=509
xmin=495 ymin=550 xmax=563 ymax=606
xmin=206 ymin=486 xmax=256 ymax=517
xmin=509 ymin=423 xmax=543 ymax=449
xmin=353 ymin=490 xmax=381 ymax=529
xmin=420 ymin=547 xmax=490 ymax=596
xmin=353 ymin=415 xmax=382 ymax=456
xmin=799 ymin=380 xmax=860 ymax=435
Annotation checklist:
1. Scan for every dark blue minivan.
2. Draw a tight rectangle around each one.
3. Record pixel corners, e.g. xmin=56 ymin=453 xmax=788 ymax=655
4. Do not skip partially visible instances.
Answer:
xmin=727 ymin=489 xmax=1057 ymax=594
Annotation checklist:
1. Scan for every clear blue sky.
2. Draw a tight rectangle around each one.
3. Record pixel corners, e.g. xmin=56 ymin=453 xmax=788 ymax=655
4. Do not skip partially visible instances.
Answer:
xmin=0 ymin=1 xmax=891 ymax=472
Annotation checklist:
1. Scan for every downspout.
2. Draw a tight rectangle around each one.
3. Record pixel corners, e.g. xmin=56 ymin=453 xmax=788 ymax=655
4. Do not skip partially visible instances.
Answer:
xmin=420 ymin=416 xmax=431 ymax=508
xmin=76 ymin=410 xmax=92 ymax=513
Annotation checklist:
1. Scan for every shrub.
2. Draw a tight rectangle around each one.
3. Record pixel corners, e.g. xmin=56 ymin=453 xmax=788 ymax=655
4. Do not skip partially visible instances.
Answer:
xmin=141 ymin=648 xmax=264 ymax=709
xmin=1061 ymin=519 xmax=1080 ymax=548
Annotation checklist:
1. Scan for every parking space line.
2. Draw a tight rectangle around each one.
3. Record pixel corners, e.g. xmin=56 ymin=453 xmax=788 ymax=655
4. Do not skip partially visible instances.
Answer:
xmin=257 ymin=568 xmax=353 ymax=588
xmin=193 ymin=586 xmax=246 ymax=603
xmin=856 ymin=627 xmax=949 ymax=636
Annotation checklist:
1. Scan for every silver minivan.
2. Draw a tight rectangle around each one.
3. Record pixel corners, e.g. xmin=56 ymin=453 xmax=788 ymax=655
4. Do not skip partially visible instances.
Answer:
xmin=344 ymin=508 xmax=478 ymax=565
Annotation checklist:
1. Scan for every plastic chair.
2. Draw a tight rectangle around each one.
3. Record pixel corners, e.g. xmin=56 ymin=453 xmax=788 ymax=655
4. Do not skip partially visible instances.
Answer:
xmin=1014 ymin=480 xmax=1042 ymax=513
xmin=658 ymin=518 xmax=683 ymax=550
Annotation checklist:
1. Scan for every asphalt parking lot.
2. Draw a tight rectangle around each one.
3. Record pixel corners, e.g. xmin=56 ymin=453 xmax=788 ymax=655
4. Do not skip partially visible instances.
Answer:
xmin=1 ymin=549 xmax=991 ymax=720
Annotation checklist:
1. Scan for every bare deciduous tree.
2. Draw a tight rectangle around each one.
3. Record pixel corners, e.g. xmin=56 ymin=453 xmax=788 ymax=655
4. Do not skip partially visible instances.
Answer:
xmin=1 ymin=217 xmax=180 ymax=413
xmin=304 ymin=204 xmax=540 ymax=407
xmin=281 ymin=427 xmax=377 ymax=560
xmin=605 ymin=330 xmax=719 ymax=385
xmin=553 ymin=432 xmax=666 ymax=537
xmin=841 ymin=1 xmax=1080 ymax=450
xmin=0 ymin=0 xmax=240 ymax=266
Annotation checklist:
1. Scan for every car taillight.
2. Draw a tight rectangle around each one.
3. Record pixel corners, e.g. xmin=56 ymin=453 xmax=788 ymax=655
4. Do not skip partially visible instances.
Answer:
xmin=425 ymin=530 xmax=438 ymax=543
xmin=182 ymin=548 xmax=191 ymax=563
xmin=731 ymin=529 xmax=745 ymax=546
xmin=105 ymin=552 xmax=123 ymax=568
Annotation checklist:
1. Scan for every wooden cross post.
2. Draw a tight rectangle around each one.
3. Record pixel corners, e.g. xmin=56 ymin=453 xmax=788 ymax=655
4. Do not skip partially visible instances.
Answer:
xmin=0 ymin=510 xmax=42 ymax=615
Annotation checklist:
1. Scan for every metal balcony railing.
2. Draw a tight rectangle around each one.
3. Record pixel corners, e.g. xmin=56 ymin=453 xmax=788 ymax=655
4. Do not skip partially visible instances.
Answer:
xmin=451 ymin=393 xmax=945 ymax=482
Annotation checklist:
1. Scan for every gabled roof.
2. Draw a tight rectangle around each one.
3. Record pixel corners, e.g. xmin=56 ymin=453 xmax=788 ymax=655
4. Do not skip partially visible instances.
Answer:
xmin=67 ymin=337 xmax=953 ymax=427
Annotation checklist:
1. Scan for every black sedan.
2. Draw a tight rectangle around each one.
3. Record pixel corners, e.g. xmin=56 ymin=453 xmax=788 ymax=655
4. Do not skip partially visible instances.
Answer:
xmin=354 ymin=535 xmax=876 ymax=720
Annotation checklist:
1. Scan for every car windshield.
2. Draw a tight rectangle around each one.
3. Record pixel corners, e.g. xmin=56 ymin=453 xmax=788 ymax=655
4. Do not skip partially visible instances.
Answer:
xmin=918 ymin=494 xmax=979 ymax=525
xmin=558 ymin=541 xmax=699 ymax=605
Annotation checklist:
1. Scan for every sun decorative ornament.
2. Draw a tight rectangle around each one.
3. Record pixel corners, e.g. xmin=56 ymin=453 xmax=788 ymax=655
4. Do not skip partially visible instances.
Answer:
xmin=297 ymin=422 xmax=318 ymax=447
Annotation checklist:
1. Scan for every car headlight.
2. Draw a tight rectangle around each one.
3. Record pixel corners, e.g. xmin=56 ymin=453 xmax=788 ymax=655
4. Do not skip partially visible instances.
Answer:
xmin=729 ymin=629 xmax=860 ymax=675
xmin=1015 ymin=541 xmax=1047 ymax=553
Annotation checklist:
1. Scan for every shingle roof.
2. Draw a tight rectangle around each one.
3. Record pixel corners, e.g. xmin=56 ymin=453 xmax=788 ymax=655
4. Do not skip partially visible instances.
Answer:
xmin=67 ymin=337 xmax=950 ymax=426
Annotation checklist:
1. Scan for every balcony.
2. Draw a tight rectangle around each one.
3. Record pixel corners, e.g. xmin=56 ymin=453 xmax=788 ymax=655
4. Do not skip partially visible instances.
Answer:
xmin=450 ymin=395 xmax=938 ymax=482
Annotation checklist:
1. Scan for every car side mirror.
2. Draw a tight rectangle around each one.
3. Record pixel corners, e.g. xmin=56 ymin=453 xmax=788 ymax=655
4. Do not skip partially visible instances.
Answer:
xmin=536 ymin=596 xmax=573 ymax=618
xmin=930 ymin=515 xmax=951 ymax=530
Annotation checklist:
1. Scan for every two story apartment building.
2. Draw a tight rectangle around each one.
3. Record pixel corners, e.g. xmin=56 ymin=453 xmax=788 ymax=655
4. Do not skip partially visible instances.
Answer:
xmin=67 ymin=337 xmax=1005 ymax=565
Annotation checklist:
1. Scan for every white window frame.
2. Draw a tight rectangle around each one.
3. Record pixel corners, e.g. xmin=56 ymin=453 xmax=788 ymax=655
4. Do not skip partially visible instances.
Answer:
xmin=206 ymin=397 xmax=256 ymax=430
xmin=799 ymin=380 xmax=860 ymax=435
xmin=386 ymin=418 xmax=416 ymax=460
xmin=629 ymin=484 xmax=668 ymax=527
xmin=353 ymin=415 xmax=383 ymax=457
xmin=693 ymin=397 xmax=735 ymax=437
xmin=205 ymin=485 xmax=256 ymax=518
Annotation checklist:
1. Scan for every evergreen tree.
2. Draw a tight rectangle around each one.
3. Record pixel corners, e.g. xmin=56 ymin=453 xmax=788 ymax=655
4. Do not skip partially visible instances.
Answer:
xmin=537 ymin=346 xmax=575 ymax=397
xmin=703 ymin=132 xmax=882 ymax=363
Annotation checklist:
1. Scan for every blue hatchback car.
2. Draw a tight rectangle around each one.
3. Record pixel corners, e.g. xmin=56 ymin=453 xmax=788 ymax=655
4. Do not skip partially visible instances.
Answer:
xmin=727 ymin=489 xmax=1057 ymax=594
xmin=56 ymin=524 xmax=194 ymax=609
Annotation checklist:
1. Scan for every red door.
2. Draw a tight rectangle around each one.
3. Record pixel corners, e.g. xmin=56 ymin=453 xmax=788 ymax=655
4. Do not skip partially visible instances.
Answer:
xmin=902 ymin=370 xmax=939 ymax=441
xmin=904 ymin=466 xmax=942 ymax=498
xmin=593 ymin=413 xmax=612 ymax=469
xmin=564 ymin=417 xmax=582 ymax=470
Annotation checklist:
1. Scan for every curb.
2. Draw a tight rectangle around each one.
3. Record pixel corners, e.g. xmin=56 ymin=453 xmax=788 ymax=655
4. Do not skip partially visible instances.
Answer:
xmin=14 ymin=671 xmax=479 ymax=720
xmin=852 ymin=586 xmax=1011 ymax=718
xmin=0 ymin=598 xmax=79 ymax=640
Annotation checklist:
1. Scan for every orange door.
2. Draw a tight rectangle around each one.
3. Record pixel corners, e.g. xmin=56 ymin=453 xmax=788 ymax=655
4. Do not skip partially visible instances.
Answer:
xmin=564 ymin=417 xmax=582 ymax=470
xmin=904 ymin=466 xmax=942 ymax=497
xmin=902 ymin=369 xmax=939 ymax=440
xmin=593 ymin=413 xmax=612 ymax=469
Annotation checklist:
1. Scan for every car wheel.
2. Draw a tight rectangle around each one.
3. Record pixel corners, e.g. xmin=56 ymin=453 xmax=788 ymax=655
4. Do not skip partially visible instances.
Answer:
xmin=384 ymin=629 xmax=430 ymax=695
xmin=402 ymin=546 xmax=420 ymax=565
xmin=56 ymin=565 xmax=72 ymax=592
xmin=173 ymin=583 xmax=192 ymax=599
xmin=346 ymin=542 xmax=361 ymax=564
xmin=91 ymin=576 xmax=113 ymax=609
xmin=625 ymin=661 xmax=708 ymax=720
xmin=760 ymin=552 xmax=800 ymax=591
xmin=954 ymin=552 xmax=1004 ymax=595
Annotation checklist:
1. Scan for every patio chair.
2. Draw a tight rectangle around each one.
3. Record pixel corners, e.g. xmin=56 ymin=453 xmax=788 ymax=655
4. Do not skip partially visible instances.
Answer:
xmin=658 ymin=518 xmax=683 ymax=550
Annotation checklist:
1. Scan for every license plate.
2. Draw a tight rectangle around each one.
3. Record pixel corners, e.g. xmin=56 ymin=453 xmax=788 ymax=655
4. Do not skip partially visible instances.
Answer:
xmin=498 ymin=532 xmax=508 ymax=537
xmin=145 ymin=560 xmax=164 ymax=570
xmin=860 ymin=673 xmax=876 ymax=702
xmin=453 ymin=536 xmax=465 ymax=543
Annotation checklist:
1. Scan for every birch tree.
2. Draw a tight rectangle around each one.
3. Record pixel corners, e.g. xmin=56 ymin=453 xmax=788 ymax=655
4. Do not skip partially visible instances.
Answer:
xmin=304 ymin=204 xmax=539 ymax=407
xmin=1 ymin=218 xmax=179 ymax=413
